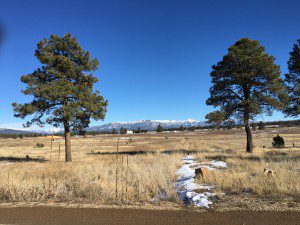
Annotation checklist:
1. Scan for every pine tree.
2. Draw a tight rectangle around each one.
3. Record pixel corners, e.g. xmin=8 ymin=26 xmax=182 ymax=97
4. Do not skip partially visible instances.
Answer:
xmin=136 ymin=127 xmax=141 ymax=133
xmin=12 ymin=34 xmax=108 ymax=162
xmin=258 ymin=121 xmax=265 ymax=130
xmin=112 ymin=128 xmax=117 ymax=134
xmin=189 ymin=126 xmax=195 ymax=131
xmin=156 ymin=124 xmax=163 ymax=133
xmin=206 ymin=38 xmax=288 ymax=152
xmin=251 ymin=123 xmax=257 ymax=131
xmin=179 ymin=125 xmax=185 ymax=131
xmin=272 ymin=134 xmax=285 ymax=148
xmin=284 ymin=39 xmax=300 ymax=117
xmin=205 ymin=110 xmax=224 ymax=128
xmin=120 ymin=127 xmax=127 ymax=134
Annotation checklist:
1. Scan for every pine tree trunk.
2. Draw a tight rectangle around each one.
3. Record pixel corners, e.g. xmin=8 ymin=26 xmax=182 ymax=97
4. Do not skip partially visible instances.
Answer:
xmin=64 ymin=121 xmax=72 ymax=162
xmin=244 ymin=119 xmax=253 ymax=153
xmin=243 ymin=86 xmax=253 ymax=153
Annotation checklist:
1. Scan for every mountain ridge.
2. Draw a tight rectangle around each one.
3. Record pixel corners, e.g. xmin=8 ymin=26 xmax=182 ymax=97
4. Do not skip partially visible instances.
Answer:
xmin=0 ymin=128 xmax=50 ymax=135
xmin=87 ymin=119 xmax=206 ymax=132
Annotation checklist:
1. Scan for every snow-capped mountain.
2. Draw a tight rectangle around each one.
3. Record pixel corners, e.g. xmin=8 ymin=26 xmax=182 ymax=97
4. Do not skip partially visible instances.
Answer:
xmin=0 ymin=128 xmax=50 ymax=135
xmin=87 ymin=119 xmax=205 ymax=132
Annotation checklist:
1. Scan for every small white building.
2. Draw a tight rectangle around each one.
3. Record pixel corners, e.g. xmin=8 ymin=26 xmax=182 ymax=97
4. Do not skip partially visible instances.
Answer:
xmin=126 ymin=130 xmax=133 ymax=134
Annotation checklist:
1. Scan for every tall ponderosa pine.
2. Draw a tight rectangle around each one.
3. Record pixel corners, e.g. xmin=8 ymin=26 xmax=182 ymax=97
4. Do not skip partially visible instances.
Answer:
xmin=12 ymin=34 xmax=108 ymax=162
xmin=284 ymin=39 xmax=300 ymax=117
xmin=206 ymin=38 xmax=288 ymax=152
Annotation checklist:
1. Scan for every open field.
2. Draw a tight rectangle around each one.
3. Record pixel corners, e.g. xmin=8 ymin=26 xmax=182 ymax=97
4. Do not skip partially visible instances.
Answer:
xmin=0 ymin=126 xmax=299 ymax=211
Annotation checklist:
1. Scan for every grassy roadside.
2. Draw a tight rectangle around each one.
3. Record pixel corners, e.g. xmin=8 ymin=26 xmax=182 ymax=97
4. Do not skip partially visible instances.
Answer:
xmin=0 ymin=126 xmax=299 ymax=210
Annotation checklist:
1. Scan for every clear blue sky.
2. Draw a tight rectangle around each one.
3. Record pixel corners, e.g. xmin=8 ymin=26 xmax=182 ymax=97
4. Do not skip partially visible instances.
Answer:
xmin=0 ymin=0 xmax=299 ymax=130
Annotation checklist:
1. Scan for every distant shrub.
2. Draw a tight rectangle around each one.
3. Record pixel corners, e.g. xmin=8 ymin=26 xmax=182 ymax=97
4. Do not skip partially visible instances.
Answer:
xmin=36 ymin=143 xmax=44 ymax=148
xmin=251 ymin=123 xmax=257 ymax=131
xmin=156 ymin=124 xmax=163 ymax=133
xmin=272 ymin=134 xmax=285 ymax=148
xmin=187 ymin=126 xmax=194 ymax=131
xmin=120 ymin=127 xmax=127 ymax=134
xmin=258 ymin=121 xmax=265 ymax=130
xmin=111 ymin=128 xmax=117 ymax=134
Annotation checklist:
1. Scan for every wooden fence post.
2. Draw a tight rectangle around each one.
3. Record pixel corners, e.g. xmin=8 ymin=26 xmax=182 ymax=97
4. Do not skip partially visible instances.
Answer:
xmin=115 ymin=137 xmax=119 ymax=199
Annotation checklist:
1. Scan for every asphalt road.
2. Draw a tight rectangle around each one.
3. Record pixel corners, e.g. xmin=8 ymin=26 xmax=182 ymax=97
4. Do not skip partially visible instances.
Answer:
xmin=0 ymin=207 xmax=299 ymax=225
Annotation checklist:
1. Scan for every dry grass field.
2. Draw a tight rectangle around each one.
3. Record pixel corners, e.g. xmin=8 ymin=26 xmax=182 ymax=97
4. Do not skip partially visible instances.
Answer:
xmin=0 ymin=126 xmax=299 ymax=211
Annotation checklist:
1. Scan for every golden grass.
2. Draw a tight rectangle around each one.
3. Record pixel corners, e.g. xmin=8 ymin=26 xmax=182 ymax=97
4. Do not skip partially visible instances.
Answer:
xmin=195 ymin=149 xmax=300 ymax=198
xmin=0 ymin=154 xmax=180 ymax=204
xmin=0 ymin=126 xmax=299 ymax=209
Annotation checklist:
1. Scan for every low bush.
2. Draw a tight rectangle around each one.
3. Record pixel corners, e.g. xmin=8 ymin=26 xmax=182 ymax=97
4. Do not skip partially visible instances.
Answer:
xmin=272 ymin=134 xmax=285 ymax=148
xmin=36 ymin=143 xmax=44 ymax=148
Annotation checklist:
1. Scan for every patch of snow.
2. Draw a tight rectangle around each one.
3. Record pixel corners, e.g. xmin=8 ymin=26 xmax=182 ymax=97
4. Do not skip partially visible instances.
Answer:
xmin=210 ymin=160 xmax=227 ymax=168
xmin=182 ymin=155 xmax=195 ymax=161
xmin=192 ymin=193 xmax=213 ymax=207
xmin=175 ymin=155 xmax=227 ymax=208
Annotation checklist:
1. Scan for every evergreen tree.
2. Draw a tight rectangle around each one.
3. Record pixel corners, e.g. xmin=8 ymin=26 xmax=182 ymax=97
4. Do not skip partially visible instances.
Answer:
xmin=206 ymin=38 xmax=288 ymax=152
xmin=120 ymin=127 xmax=127 ymax=134
xmin=272 ymin=134 xmax=285 ymax=148
xmin=189 ymin=126 xmax=195 ymax=131
xmin=258 ymin=121 xmax=265 ymax=130
xmin=179 ymin=125 xmax=185 ymax=131
xmin=156 ymin=124 xmax=163 ymax=133
xmin=112 ymin=128 xmax=117 ymax=134
xmin=136 ymin=127 xmax=141 ymax=133
xmin=12 ymin=34 xmax=108 ymax=162
xmin=284 ymin=39 xmax=300 ymax=117
xmin=251 ymin=123 xmax=257 ymax=131
xmin=78 ymin=130 xmax=86 ymax=137
xmin=205 ymin=110 xmax=224 ymax=128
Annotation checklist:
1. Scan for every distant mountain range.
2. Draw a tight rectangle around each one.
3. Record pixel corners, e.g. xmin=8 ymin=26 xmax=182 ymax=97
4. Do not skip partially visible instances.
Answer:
xmin=0 ymin=119 xmax=205 ymax=134
xmin=0 ymin=128 xmax=50 ymax=135
xmin=87 ymin=119 xmax=206 ymax=132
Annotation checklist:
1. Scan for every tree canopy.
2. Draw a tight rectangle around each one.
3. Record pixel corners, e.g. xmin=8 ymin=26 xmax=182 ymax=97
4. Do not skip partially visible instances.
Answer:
xmin=284 ymin=39 xmax=300 ymax=117
xmin=205 ymin=110 xmax=225 ymax=127
xmin=206 ymin=38 xmax=288 ymax=152
xmin=12 ymin=33 xmax=108 ymax=161
xmin=156 ymin=124 xmax=163 ymax=132
xmin=120 ymin=127 xmax=127 ymax=134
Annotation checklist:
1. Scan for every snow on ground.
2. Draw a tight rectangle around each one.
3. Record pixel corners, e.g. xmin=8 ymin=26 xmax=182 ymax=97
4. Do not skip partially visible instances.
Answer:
xmin=175 ymin=155 xmax=227 ymax=208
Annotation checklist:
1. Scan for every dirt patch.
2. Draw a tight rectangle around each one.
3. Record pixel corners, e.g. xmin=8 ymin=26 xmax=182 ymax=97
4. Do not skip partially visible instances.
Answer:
xmin=0 ymin=207 xmax=299 ymax=225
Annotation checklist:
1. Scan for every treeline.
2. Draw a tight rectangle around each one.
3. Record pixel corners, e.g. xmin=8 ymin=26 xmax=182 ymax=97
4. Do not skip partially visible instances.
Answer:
xmin=261 ymin=120 xmax=300 ymax=126
xmin=81 ymin=119 xmax=300 ymax=135
xmin=1 ymin=119 xmax=298 ymax=138
xmin=0 ymin=133 xmax=47 ymax=139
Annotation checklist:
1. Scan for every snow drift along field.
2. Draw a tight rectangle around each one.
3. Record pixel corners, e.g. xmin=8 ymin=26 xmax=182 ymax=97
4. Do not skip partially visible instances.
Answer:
xmin=175 ymin=155 xmax=227 ymax=208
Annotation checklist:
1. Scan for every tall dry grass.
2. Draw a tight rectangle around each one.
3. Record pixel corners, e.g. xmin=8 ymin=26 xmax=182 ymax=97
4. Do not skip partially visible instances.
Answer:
xmin=195 ymin=149 xmax=300 ymax=199
xmin=0 ymin=126 xmax=299 ymax=208
xmin=0 ymin=154 xmax=180 ymax=204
